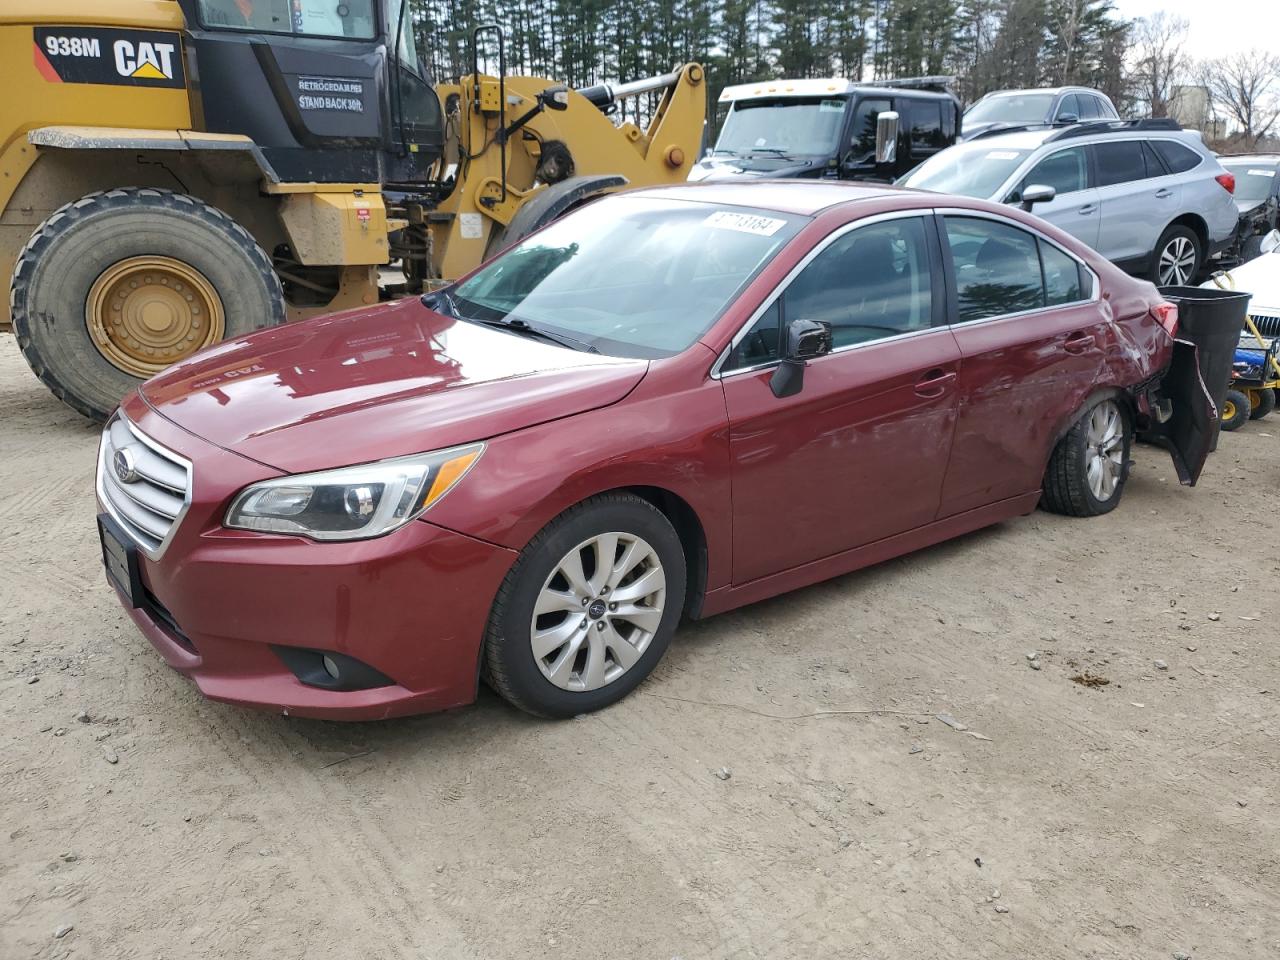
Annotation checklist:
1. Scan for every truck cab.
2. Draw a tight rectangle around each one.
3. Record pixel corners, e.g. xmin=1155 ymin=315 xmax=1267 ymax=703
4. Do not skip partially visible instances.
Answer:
xmin=688 ymin=77 xmax=960 ymax=184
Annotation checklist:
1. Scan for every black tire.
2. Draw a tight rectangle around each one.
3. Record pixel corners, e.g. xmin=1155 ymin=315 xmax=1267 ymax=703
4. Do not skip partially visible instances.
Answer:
xmin=1248 ymin=386 xmax=1276 ymax=420
xmin=11 ymin=188 xmax=284 ymax=422
xmin=1221 ymin=388 xmax=1250 ymax=431
xmin=1149 ymin=224 xmax=1202 ymax=286
xmin=1042 ymin=397 xmax=1133 ymax=517
xmin=483 ymin=493 xmax=687 ymax=718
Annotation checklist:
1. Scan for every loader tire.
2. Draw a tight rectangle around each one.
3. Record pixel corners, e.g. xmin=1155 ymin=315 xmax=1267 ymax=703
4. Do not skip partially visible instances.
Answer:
xmin=11 ymin=188 xmax=284 ymax=422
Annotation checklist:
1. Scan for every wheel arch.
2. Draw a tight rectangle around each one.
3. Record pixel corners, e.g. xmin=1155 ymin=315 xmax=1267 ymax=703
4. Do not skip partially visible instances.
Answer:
xmin=1167 ymin=212 xmax=1208 ymax=253
xmin=0 ymin=135 xmax=287 ymax=330
xmin=619 ymin=485 xmax=710 ymax=620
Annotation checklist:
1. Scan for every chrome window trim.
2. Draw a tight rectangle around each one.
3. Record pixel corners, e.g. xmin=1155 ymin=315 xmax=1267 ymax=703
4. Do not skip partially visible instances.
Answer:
xmin=96 ymin=415 xmax=193 ymax=562
xmin=710 ymin=209 xmax=937 ymax=379
xmin=711 ymin=206 xmax=1102 ymax=379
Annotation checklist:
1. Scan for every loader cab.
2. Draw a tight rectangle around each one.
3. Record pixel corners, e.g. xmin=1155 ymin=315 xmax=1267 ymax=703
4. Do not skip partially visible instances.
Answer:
xmin=176 ymin=0 xmax=444 ymax=183
xmin=688 ymin=79 xmax=959 ymax=184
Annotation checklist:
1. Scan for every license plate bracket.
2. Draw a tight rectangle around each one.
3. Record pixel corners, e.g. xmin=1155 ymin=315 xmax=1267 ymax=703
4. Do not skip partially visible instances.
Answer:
xmin=98 ymin=513 xmax=142 ymax=609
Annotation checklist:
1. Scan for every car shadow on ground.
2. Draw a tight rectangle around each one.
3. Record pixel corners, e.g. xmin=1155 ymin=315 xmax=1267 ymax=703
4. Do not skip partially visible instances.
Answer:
xmin=250 ymin=517 xmax=1019 ymax=765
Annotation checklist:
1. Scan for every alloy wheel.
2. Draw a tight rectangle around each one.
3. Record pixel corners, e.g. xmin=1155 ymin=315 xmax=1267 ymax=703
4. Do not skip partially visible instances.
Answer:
xmin=1157 ymin=236 xmax=1196 ymax=286
xmin=1085 ymin=400 xmax=1125 ymax=501
xmin=530 ymin=533 xmax=667 ymax=692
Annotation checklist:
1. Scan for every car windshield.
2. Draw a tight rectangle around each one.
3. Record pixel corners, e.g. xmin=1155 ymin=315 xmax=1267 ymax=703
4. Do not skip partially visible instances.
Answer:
xmin=898 ymin=143 xmax=1032 ymax=198
xmin=965 ymin=93 xmax=1055 ymax=126
xmin=1222 ymin=162 xmax=1278 ymax=206
xmin=447 ymin=198 xmax=804 ymax=359
xmin=714 ymin=98 xmax=847 ymax=158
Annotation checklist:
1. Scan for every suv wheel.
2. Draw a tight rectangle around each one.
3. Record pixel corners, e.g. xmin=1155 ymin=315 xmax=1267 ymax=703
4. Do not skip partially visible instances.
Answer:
xmin=1151 ymin=225 xmax=1201 ymax=286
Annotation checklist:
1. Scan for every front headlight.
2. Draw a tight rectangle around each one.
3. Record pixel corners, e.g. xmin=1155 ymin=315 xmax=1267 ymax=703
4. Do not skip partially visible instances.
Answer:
xmin=225 ymin=443 xmax=483 ymax=541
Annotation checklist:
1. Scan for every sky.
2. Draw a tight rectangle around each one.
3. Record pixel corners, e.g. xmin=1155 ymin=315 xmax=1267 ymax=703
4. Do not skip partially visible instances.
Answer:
xmin=1111 ymin=0 xmax=1279 ymax=59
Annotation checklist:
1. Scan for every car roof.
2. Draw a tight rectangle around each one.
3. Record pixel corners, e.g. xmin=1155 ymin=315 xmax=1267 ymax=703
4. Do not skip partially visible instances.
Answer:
xmin=718 ymin=78 xmax=954 ymax=103
xmin=964 ymin=125 xmax=1200 ymax=151
xmin=629 ymin=181 xmax=916 ymax=216
xmin=978 ymin=87 xmax=1100 ymax=99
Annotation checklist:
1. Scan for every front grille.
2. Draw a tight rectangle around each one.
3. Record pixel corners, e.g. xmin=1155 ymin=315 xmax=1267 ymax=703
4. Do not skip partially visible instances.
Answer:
xmin=96 ymin=416 xmax=192 ymax=559
xmin=1251 ymin=312 xmax=1280 ymax=338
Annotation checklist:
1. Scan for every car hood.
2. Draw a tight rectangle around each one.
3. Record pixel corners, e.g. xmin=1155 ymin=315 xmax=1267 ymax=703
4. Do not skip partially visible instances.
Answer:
xmin=688 ymin=155 xmax=824 ymax=181
xmin=1200 ymin=247 xmax=1280 ymax=312
xmin=140 ymin=299 xmax=649 ymax=473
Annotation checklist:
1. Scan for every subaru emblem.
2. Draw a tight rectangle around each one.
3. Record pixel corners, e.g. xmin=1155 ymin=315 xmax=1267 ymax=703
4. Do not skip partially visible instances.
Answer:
xmin=113 ymin=446 xmax=141 ymax=484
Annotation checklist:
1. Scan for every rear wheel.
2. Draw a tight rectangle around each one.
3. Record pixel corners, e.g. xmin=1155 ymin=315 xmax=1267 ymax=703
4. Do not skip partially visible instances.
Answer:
xmin=483 ymin=493 xmax=686 ymax=718
xmin=1221 ymin=389 xmax=1250 ymax=431
xmin=1150 ymin=225 xmax=1201 ymax=286
xmin=1248 ymin=386 xmax=1276 ymax=420
xmin=11 ymin=188 xmax=284 ymax=422
xmin=1042 ymin=397 xmax=1132 ymax=517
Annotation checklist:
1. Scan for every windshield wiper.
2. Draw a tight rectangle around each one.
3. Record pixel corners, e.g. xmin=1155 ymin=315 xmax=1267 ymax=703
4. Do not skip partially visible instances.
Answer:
xmin=749 ymin=146 xmax=791 ymax=156
xmin=470 ymin=316 xmax=599 ymax=354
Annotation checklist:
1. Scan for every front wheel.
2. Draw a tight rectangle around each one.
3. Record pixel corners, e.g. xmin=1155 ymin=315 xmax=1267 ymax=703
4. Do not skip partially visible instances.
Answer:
xmin=1042 ymin=397 xmax=1132 ymax=517
xmin=1150 ymin=225 xmax=1201 ymax=286
xmin=11 ymin=188 xmax=284 ymax=422
xmin=1221 ymin=389 xmax=1250 ymax=431
xmin=483 ymin=494 xmax=687 ymax=718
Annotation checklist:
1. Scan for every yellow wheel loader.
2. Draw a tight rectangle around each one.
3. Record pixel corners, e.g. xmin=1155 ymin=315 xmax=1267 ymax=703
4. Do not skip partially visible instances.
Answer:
xmin=0 ymin=2 xmax=705 ymax=420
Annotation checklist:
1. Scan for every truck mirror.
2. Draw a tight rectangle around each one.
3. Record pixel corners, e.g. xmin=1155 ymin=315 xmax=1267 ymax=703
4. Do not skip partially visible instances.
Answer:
xmin=540 ymin=85 xmax=570 ymax=111
xmin=1020 ymin=183 xmax=1056 ymax=211
xmin=875 ymin=111 xmax=899 ymax=165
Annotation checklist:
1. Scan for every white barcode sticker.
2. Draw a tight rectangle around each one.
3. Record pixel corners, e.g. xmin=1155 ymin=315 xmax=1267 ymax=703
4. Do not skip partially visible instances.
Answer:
xmin=1247 ymin=168 xmax=1276 ymax=177
xmin=704 ymin=211 xmax=786 ymax=236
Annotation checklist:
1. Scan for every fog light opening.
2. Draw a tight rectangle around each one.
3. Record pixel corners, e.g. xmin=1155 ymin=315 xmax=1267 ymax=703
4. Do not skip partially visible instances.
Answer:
xmin=321 ymin=655 xmax=341 ymax=681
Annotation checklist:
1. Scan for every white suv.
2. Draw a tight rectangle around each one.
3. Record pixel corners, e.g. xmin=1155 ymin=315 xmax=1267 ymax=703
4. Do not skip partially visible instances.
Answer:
xmin=900 ymin=119 xmax=1239 ymax=285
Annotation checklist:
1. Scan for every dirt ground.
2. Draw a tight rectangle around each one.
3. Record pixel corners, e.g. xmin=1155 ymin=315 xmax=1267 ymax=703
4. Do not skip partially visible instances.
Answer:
xmin=1 ymin=335 xmax=1277 ymax=960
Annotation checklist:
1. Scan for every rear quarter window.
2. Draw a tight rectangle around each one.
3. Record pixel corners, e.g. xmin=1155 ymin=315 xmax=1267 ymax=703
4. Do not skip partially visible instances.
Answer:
xmin=1150 ymin=140 xmax=1202 ymax=174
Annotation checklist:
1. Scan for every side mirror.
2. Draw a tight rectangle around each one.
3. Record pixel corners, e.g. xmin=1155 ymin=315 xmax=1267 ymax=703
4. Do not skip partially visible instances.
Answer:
xmin=875 ymin=110 xmax=900 ymax=165
xmin=540 ymin=84 xmax=570 ymax=111
xmin=1057 ymin=112 xmax=1079 ymax=124
xmin=1020 ymin=183 xmax=1056 ymax=211
xmin=770 ymin=319 xmax=832 ymax=398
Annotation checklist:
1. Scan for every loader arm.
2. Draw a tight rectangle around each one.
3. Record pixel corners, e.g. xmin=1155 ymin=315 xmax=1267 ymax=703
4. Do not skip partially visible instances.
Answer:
xmin=428 ymin=64 xmax=705 ymax=282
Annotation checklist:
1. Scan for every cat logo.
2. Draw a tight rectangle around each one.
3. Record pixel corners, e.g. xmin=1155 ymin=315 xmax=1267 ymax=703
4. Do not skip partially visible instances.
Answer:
xmin=33 ymin=27 xmax=185 ymax=89
xmin=113 ymin=39 xmax=176 ymax=80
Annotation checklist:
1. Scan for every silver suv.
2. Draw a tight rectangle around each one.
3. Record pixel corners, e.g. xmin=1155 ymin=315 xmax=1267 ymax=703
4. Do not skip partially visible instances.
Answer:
xmin=900 ymin=120 xmax=1239 ymax=285
xmin=960 ymin=86 xmax=1119 ymax=141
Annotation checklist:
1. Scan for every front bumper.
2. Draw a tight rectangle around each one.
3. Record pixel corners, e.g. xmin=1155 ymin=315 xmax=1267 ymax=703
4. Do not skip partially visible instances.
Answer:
xmin=101 ymin=394 xmax=518 ymax=720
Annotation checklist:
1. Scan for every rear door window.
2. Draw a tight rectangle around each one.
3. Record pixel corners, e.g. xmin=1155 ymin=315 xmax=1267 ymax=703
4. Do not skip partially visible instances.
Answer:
xmin=1150 ymin=139 xmax=1202 ymax=174
xmin=944 ymin=217 xmax=1046 ymax=323
xmin=907 ymin=101 xmax=946 ymax=159
xmin=1040 ymin=241 xmax=1086 ymax=305
xmin=1092 ymin=141 xmax=1148 ymax=186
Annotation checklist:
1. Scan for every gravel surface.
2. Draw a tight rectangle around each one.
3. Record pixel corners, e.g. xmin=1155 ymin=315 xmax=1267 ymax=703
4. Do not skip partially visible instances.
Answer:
xmin=1 ymin=336 xmax=1277 ymax=959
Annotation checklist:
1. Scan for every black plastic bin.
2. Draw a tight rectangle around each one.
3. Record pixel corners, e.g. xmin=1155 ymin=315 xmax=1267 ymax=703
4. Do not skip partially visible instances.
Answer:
xmin=1157 ymin=285 xmax=1252 ymax=450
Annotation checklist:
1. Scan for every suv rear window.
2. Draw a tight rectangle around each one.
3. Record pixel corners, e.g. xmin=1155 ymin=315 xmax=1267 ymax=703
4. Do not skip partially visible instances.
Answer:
xmin=1150 ymin=139 xmax=1202 ymax=174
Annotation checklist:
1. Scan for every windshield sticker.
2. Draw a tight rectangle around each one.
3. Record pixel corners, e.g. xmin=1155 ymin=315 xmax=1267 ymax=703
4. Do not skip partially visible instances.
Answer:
xmin=819 ymin=99 xmax=845 ymax=112
xmin=986 ymin=151 xmax=1021 ymax=160
xmin=704 ymin=211 xmax=787 ymax=236
xmin=1246 ymin=168 xmax=1276 ymax=177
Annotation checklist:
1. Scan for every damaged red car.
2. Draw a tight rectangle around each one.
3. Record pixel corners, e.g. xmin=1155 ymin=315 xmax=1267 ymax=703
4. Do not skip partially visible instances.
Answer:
xmin=96 ymin=182 xmax=1213 ymax=720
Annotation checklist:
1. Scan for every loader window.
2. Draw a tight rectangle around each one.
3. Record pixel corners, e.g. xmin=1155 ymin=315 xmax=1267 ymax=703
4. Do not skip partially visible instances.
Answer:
xmin=198 ymin=0 xmax=376 ymax=39
xmin=449 ymin=197 xmax=805 ymax=359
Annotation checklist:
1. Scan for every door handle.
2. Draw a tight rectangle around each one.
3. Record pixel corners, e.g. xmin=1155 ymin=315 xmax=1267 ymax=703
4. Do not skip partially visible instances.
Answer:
xmin=1077 ymin=204 xmax=1096 ymax=214
xmin=914 ymin=368 xmax=956 ymax=398
xmin=1064 ymin=332 xmax=1095 ymax=353
xmin=1155 ymin=188 xmax=1173 ymax=199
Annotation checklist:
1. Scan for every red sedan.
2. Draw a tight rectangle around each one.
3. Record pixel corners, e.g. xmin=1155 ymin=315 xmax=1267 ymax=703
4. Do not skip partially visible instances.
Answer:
xmin=96 ymin=182 xmax=1212 ymax=720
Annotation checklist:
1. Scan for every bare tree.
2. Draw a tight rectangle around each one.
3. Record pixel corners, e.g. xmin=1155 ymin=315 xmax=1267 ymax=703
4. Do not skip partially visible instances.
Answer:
xmin=1197 ymin=49 xmax=1280 ymax=148
xmin=1129 ymin=12 xmax=1188 ymax=117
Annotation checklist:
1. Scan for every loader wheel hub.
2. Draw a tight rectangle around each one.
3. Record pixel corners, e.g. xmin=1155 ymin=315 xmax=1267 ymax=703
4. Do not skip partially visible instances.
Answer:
xmin=87 ymin=256 xmax=225 ymax=376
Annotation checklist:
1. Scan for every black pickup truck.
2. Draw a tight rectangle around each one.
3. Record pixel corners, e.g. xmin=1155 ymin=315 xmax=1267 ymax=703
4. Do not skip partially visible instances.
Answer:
xmin=688 ymin=77 xmax=960 ymax=184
